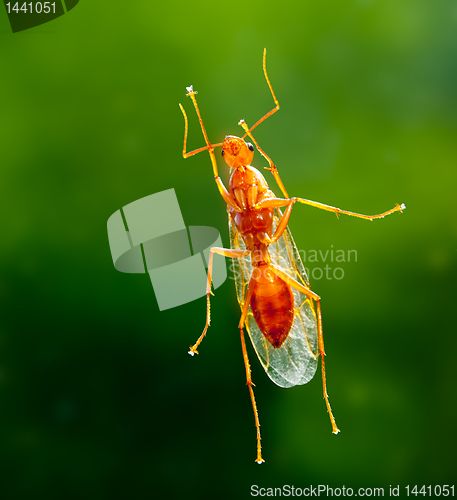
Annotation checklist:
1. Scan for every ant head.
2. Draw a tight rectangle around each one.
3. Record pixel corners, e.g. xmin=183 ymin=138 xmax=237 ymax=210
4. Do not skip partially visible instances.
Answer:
xmin=221 ymin=136 xmax=254 ymax=169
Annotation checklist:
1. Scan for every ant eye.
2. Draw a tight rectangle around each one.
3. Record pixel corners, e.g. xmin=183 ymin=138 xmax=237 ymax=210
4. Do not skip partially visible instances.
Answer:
xmin=247 ymin=143 xmax=254 ymax=152
xmin=221 ymin=149 xmax=225 ymax=157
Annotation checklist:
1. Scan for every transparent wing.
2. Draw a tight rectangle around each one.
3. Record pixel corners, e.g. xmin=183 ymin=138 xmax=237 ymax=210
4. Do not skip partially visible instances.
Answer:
xmin=229 ymin=209 xmax=319 ymax=389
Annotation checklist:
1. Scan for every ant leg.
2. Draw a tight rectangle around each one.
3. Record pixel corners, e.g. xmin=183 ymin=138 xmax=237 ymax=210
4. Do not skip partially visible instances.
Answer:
xmin=240 ymin=326 xmax=264 ymax=464
xmin=238 ymin=49 xmax=286 ymax=195
xmin=255 ymin=197 xmax=296 ymax=244
xmin=315 ymin=299 xmax=340 ymax=435
xmin=269 ymin=266 xmax=340 ymax=435
xmin=189 ymin=247 xmax=249 ymax=355
xmin=237 ymin=273 xmax=264 ymax=464
xmin=178 ymin=102 xmax=215 ymax=158
xmin=179 ymin=89 xmax=240 ymax=211
xmin=179 ymin=88 xmax=223 ymax=160
xmin=241 ymin=48 xmax=280 ymax=137
xmin=255 ymin=196 xmax=406 ymax=221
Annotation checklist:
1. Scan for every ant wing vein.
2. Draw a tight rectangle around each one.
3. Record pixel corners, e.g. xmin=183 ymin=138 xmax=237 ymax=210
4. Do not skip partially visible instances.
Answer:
xmin=229 ymin=209 xmax=319 ymax=389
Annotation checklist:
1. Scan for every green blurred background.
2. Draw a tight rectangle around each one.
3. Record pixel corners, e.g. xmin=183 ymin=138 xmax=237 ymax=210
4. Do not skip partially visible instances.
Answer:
xmin=1 ymin=0 xmax=456 ymax=498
